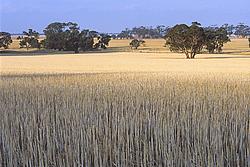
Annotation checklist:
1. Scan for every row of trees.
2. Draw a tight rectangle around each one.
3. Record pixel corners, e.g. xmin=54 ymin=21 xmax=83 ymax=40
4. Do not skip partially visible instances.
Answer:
xmin=0 ymin=22 xmax=112 ymax=53
xmin=117 ymin=26 xmax=169 ymax=39
xmin=117 ymin=23 xmax=250 ymax=39
xmin=1 ymin=22 xmax=250 ymax=58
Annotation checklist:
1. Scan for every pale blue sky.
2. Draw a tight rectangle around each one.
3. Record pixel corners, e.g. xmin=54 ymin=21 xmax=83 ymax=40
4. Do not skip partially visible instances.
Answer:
xmin=1 ymin=0 xmax=249 ymax=33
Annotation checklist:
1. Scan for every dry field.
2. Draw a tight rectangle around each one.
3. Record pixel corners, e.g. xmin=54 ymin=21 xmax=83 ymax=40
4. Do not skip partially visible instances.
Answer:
xmin=0 ymin=39 xmax=250 ymax=166
xmin=1 ymin=39 xmax=250 ymax=75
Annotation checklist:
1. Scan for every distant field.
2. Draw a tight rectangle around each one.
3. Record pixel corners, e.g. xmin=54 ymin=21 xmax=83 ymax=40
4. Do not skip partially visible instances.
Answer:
xmin=1 ymin=39 xmax=250 ymax=75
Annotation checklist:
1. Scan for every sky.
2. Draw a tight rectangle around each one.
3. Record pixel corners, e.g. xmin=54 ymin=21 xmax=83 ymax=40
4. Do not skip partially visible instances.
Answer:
xmin=1 ymin=0 xmax=250 ymax=33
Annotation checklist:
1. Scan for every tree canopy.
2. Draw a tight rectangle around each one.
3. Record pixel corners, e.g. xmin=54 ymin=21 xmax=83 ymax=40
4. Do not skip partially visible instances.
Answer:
xmin=17 ymin=29 xmax=40 ymax=50
xmin=204 ymin=27 xmax=230 ymax=53
xmin=129 ymin=39 xmax=145 ymax=49
xmin=164 ymin=23 xmax=206 ymax=59
xmin=93 ymin=34 xmax=112 ymax=49
xmin=44 ymin=22 xmax=77 ymax=51
xmin=0 ymin=32 xmax=12 ymax=49
xmin=43 ymin=22 xmax=111 ymax=53
xmin=164 ymin=22 xmax=233 ymax=58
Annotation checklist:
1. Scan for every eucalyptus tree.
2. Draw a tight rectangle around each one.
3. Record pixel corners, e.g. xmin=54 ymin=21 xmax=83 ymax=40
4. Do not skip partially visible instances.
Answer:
xmin=0 ymin=32 xmax=12 ymax=49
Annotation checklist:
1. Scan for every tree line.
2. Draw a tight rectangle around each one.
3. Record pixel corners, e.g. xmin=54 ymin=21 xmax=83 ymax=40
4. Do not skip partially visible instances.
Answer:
xmin=0 ymin=22 xmax=250 ymax=58
xmin=0 ymin=22 xmax=112 ymax=53
xmin=116 ymin=25 xmax=169 ymax=39
xmin=117 ymin=23 xmax=250 ymax=39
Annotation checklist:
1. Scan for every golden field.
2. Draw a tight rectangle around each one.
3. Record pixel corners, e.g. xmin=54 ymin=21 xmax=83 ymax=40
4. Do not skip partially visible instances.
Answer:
xmin=0 ymin=38 xmax=250 ymax=166
xmin=1 ymin=39 xmax=250 ymax=75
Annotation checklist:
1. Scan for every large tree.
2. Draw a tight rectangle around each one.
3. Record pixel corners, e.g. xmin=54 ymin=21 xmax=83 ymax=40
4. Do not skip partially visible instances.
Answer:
xmin=44 ymin=22 xmax=111 ymax=53
xmin=0 ymin=32 xmax=12 ymax=49
xmin=44 ymin=22 xmax=85 ymax=53
xmin=44 ymin=22 xmax=70 ymax=51
xmin=17 ymin=29 xmax=40 ymax=50
xmin=78 ymin=30 xmax=95 ymax=51
xmin=64 ymin=22 xmax=81 ymax=53
xmin=164 ymin=23 xmax=206 ymax=59
xmin=204 ymin=27 xmax=230 ymax=53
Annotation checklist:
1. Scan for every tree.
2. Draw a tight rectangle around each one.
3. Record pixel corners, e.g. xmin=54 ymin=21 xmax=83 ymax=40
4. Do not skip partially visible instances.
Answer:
xmin=164 ymin=23 xmax=206 ymax=59
xmin=204 ymin=27 xmax=230 ymax=53
xmin=94 ymin=34 xmax=112 ymax=49
xmin=44 ymin=22 xmax=111 ymax=53
xmin=64 ymin=22 xmax=81 ymax=53
xmin=44 ymin=22 xmax=90 ymax=53
xmin=79 ymin=29 xmax=95 ymax=51
xmin=43 ymin=22 xmax=68 ymax=51
xmin=248 ymin=38 xmax=250 ymax=48
xmin=17 ymin=29 xmax=40 ymax=50
xmin=234 ymin=23 xmax=250 ymax=38
xmin=129 ymin=39 xmax=145 ymax=49
xmin=0 ymin=32 xmax=12 ymax=49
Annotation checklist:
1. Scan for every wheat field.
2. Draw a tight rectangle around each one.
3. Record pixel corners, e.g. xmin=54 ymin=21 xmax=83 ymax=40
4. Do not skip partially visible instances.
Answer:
xmin=1 ymin=39 xmax=250 ymax=75
xmin=1 ymin=73 xmax=250 ymax=166
xmin=0 ymin=39 xmax=250 ymax=166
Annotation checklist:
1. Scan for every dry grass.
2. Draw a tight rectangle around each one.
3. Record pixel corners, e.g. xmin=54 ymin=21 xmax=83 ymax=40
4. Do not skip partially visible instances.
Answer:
xmin=0 ymin=73 xmax=249 ymax=166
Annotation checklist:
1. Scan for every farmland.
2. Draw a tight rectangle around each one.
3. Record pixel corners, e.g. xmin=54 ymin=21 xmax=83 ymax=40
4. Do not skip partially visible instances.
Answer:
xmin=1 ymin=39 xmax=250 ymax=75
xmin=0 ymin=39 xmax=250 ymax=166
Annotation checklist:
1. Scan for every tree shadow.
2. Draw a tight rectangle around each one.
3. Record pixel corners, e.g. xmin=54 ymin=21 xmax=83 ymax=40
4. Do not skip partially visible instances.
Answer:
xmin=0 ymin=46 xmax=131 ymax=56
xmin=200 ymin=55 xmax=250 ymax=59
xmin=150 ymin=54 xmax=250 ymax=60
xmin=223 ymin=50 xmax=250 ymax=54
xmin=0 ymin=49 xmax=71 ymax=56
